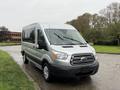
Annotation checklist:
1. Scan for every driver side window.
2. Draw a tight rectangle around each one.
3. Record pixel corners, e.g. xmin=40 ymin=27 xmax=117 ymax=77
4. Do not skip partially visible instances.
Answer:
xmin=38 ymin=29 xmax=45 ymax=41
xmin=37 ymin=29 xmax=47 ymax=50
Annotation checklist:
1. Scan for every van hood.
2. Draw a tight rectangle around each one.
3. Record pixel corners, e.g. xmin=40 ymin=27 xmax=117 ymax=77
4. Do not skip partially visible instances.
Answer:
xmin=51 ymin=44 xmax=94 ymax=55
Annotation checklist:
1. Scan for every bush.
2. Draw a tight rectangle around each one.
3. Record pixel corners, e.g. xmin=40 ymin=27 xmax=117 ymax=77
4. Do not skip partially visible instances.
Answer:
xmin=94 ymin=40 xmax=118 ymax=45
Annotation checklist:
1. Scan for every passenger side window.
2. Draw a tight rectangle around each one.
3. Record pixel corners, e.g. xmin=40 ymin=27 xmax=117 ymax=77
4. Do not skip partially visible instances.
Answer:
xmin=22 ymin=30 xmax=25 ymax=41
xmin=22 ymin=27 xmax=35 ymax=43
xmin=30 ymin=28 xmax=35 ymax=43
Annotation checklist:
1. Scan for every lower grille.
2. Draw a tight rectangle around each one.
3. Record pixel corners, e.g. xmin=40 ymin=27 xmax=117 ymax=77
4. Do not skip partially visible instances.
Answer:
xmin=70 ymin=53 xmax=95 ymax=65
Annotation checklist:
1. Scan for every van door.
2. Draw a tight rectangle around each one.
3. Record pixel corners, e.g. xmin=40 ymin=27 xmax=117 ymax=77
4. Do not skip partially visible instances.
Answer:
xmin=33 ymin=29 xmax=48 ymax=66
xmin=23 ymin=27 xmax=40 ymax=64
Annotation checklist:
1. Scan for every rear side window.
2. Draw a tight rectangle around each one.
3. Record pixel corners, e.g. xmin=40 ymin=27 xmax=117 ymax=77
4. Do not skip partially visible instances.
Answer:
xmin=22 ymin=27 xmax=35 ymax=43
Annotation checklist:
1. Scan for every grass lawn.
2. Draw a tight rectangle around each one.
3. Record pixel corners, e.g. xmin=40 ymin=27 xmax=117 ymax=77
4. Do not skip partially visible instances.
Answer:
xmin=93 ymin=45 xmax=120 ymax=54
xmin=0 ymin=50 xmax=35 ymax=90
xmin=0 ymin=42 xmax=20 ymax=46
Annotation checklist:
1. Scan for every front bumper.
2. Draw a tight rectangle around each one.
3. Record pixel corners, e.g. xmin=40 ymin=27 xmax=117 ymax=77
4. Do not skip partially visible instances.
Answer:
xmin=49 ymin=61 xmax=99 ymax=78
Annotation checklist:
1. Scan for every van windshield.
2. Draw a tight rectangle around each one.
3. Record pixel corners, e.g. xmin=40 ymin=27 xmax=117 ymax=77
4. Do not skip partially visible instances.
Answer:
xmin=44 ymin=29 xmax=87 ymax=45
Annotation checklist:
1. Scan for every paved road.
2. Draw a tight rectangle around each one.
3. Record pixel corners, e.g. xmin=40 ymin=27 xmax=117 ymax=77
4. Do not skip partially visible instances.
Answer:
xmin=0 ymin=46 xmax=120 ymax=90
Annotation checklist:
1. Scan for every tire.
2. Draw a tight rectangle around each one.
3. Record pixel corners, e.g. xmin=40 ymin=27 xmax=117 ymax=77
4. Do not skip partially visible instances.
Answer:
xmin=81 ymin=75 xmax=90 ymax=79
xmin=23 ymin=54 xmax=29 ymax=64
xmin=43 ymin=63 xmax=53 ymax=82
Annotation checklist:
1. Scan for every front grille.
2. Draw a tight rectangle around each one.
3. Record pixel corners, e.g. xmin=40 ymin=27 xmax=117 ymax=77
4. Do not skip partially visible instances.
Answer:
xmin=70 ymin=53 xmax=95 ymax=65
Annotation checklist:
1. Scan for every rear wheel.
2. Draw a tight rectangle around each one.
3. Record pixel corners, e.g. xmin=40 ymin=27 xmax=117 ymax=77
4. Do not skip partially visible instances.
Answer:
xmin=23 ymin=54 xmax=29 ymax=64
xmin=43 ymin=63 xmax=53 ymax=82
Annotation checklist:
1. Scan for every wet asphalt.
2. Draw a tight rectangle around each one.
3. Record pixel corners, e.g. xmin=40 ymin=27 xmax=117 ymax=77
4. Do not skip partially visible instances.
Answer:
xmin=0 ymin=46 xmax=120 ymax=90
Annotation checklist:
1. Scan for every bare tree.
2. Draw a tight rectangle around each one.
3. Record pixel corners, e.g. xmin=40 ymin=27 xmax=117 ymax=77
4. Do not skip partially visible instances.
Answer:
xmin=100 ymin=2 xmax=120 ymax=23
xmin=0 ymin=26 xmax=8 ymax=31
xmin=0 ymin=26 xmax=10 ymax=42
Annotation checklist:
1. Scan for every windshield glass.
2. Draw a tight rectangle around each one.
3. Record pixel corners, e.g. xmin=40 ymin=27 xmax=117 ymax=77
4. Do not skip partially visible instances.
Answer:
xmin=44 ymin=29 xmax=87 ymax=45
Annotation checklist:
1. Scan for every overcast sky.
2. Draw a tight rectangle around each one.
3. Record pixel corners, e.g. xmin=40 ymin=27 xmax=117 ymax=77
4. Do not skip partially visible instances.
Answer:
xmin=0 ymin=0 xmax=120 ymax=32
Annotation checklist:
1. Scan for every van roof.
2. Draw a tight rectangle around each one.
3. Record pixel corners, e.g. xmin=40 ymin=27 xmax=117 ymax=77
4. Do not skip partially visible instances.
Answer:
xmin=23 ymin=23 xmax=76 ymax=30
xmin=40 ymin=23 xmax=75 ymax=30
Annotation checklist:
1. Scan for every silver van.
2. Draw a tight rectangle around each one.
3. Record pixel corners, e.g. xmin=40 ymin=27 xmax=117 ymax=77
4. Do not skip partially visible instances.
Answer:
xmin=21 ymin=23 xmax=99 ymax=82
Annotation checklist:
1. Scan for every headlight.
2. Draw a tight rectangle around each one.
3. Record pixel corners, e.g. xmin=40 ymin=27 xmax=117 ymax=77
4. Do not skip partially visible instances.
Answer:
xmin=89 ymin=46 xmax=96 ymax=55
xmin=89 ymin=45 xmax=97 ymax=60
xmin=51 ymin=50 xmax=68 ymax=60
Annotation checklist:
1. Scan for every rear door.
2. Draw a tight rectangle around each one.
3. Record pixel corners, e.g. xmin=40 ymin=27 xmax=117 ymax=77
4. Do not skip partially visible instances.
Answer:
xmin=23 ymin=27 xmax=37 ymax=62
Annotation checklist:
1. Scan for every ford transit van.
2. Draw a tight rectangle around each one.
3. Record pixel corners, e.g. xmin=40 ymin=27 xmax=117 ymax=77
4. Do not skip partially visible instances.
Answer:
xmin=21 ymin=23 xmax=99 ymax=82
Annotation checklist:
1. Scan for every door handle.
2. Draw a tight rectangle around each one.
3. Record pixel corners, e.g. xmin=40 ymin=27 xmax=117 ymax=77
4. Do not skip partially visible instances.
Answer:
xmin=33 ymin=45 xmax=39 ymax=48
xmin=33 ymin=46 xmax=35 ymax=48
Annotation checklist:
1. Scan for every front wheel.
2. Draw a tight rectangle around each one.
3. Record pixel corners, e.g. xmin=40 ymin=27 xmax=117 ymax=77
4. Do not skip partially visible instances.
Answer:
xmin=23 ymin=54 xmax=29 ymax=64
xmin=43 ymin=63 xmax=53 ymax=82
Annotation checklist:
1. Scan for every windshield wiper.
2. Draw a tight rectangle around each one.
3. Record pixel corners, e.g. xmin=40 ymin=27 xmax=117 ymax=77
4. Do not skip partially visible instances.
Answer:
xmin=54 ymin=33 xmax=85 ymax=45
xmin=53 ymin=33 xmax=76 ymax=45
xmin=54 ymin=33 xmax=64 ymax=40
xmin=62 ymin=36 xmax=84 ymax=45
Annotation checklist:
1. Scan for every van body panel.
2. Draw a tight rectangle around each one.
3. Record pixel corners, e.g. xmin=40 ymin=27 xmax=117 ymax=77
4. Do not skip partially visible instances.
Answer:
xmin=50 ymin=44 xmax=93 ymax=55
xmin=49 ymin=60 xmax=99 ymax=77
xmin=21 ymin=23 xmax=99 ymax=78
